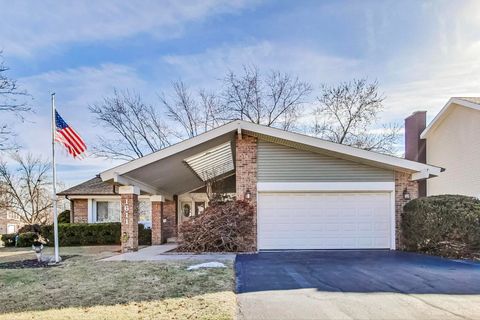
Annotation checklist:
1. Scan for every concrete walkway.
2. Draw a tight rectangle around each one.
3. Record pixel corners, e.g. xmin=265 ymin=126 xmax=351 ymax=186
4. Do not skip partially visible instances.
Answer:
xmin=102 ymin=244 xmax=236 ymax=262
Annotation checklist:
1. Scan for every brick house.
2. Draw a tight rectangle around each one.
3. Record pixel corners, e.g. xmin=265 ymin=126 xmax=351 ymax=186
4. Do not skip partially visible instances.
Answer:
xmin=0 ymin=209 xmax=23 ymax=234
xmin=58 ymin=120 xmax=442 ymax=253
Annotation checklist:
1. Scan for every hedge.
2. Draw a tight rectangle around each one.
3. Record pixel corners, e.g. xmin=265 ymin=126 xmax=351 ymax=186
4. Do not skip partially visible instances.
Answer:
xmin=1 ymin=233 xmax=16 ymax=247
xmin=58 ymin=210 xmax=71 ymax=223
xmin=41 ymin=223 xmax=122 ymax=246
xmin=0 ymin=232 xmax=39 ymax=247
xmin=138 ymin=224 xmax=152 ymax=246
xmin=1 ymin=223 xmax=152 ymax=247
xmin=402 ymin=195 xmax=480 ymax=259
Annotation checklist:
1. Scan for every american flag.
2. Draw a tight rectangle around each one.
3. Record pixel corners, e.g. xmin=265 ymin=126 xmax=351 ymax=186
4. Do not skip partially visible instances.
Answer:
xmin=55 ymin=111 xmax=87 ymax=159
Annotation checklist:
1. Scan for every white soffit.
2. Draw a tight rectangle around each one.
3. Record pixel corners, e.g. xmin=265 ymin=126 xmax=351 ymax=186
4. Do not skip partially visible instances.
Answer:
xmin=184 ymin=142 xmax=234 ymax=181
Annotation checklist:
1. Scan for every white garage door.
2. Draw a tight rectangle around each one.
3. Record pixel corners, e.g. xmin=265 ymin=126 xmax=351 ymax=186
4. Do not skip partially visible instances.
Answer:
xmin=257 ymin=192 xmax=392 ymax=250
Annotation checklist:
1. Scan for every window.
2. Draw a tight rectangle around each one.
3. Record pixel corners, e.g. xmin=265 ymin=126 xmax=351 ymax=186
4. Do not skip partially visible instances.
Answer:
xmin=7 ymin=224 xmax=16 ymax=234
xmin=139 ymin=200 xmax=151 ymax=228
xmin=195 ymin=202 xmax=206 ymax=216
xmin=7 ymin=212 xmax=20 ymax=220
xmin=96 ymin=201 xmax=120 ymax=223
xmin=95 ymin=199 xmax=151 ymax=225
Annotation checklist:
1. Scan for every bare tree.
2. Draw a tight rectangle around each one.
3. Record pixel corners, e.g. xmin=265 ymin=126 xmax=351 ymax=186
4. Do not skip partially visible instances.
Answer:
xmin=160 ymin=81 xmax=222 ymax=139
xmin=91 ymin=67 xmax=312 ymax=159
xmin=199 ymin=89 xmax=223 ymax=133
xmin=221 ymin=66 xmax=312 ymax=130
xmin=0 ymin=52 xmax=30 ymax=150
xmin=0 ymin=153 xmax=52 ymax=225
xmin=90 ymin=90 xmax=172 ymax=160
xmin=312 ymin=79 xmax=400 ymax=154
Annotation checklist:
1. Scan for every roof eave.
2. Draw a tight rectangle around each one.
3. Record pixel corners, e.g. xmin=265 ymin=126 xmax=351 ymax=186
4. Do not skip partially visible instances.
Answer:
xmin=421 ymin=98 xmax=480 ymax=139
xmin=100 ymin=121 xmax=240 ymax=182
xmin=100 ymin=120 xmax=441 ymax=184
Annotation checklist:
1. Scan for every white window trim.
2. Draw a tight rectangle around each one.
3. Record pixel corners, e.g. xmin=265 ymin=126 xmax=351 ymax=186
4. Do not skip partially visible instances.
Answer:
xmin=7 ymin=224 xmax=16 ymax=234
xmin=87 ymin=199 xmax=94 ymax=223
xmin=256 ymin=181 xmax=396 ymax=250
xmin=178 ymin=192 xmax=210 ymax=222
xmin=69 ymin=195 xmax=152 ymax=200
xmin=86 ymin=197 xmax=152 ymax=224
xmin=94 ymin=199 xmax=121 ymax=223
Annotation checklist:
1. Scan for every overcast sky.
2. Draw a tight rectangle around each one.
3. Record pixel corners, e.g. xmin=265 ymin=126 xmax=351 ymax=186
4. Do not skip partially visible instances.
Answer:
xmin=1 ymin=0 xmax=479 ymax=187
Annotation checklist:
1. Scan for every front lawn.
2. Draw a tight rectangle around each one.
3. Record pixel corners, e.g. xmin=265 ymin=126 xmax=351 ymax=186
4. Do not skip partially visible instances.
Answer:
xmin=0 ymin=246 xmax=236 ymax=320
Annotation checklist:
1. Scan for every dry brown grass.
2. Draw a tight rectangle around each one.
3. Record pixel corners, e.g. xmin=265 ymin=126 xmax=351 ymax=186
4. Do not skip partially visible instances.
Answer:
xmin=0 ymin=246 xmax=236 ymax=319
xmin=0 ymin=292 xmax=236 ymax=320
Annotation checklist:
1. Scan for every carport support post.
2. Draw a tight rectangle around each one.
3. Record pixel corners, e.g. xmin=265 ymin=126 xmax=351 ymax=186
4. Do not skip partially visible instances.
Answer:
xmin=150 ymin=195 xmax=164 ymax=245
xmin=119 ymin=186 xmax=140 ymax=253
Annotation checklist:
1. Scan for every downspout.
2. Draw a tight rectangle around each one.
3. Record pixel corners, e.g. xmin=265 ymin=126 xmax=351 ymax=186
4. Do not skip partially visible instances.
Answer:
xmin=65 ymin=195 xmax=74 ymax=223
xmin=174 ymin=195 xmax=179 ymax=237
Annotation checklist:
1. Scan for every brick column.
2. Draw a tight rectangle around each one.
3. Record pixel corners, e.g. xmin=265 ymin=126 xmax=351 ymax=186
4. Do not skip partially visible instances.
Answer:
xmin=161 ymin=200 xmax=177 ymax=243
xmin=235 ymin=134 xmax=257 ymax=250
xmin=119 ymin=186 xmax=140 ymax=253
xmin=151 ymin=195 xmax=164 ymax=245
xmin=395 ymin=171 xmax=419 ymax=249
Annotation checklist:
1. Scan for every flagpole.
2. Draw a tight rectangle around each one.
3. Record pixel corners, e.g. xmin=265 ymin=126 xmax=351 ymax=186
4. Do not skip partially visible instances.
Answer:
xmin=51 ymin=93 xmax=60 ymax=263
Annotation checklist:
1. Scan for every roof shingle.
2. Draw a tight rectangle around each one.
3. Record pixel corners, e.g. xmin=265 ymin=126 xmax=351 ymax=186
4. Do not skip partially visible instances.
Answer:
xmin=57 ymin=176 xmax=117 ymax=196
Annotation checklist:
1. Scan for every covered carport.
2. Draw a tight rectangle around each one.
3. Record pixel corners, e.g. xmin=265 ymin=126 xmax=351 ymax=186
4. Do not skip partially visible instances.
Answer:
xmin=100 ymin=124 xmax=241 ymax=252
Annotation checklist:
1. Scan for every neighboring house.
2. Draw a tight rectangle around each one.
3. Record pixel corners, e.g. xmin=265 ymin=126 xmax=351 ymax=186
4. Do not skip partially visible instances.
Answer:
xmin=405 ymin=97 xmax=480 ymax=198
xmin=58 ymin=120 xmax=442 ymax=253
xmin=0 ymin=210 xmax=22 ymax=234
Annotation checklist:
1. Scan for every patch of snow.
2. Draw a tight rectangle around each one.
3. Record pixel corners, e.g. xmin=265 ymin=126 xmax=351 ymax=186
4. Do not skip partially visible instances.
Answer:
xmin=187 ymin=261 xmax=226 ymax=271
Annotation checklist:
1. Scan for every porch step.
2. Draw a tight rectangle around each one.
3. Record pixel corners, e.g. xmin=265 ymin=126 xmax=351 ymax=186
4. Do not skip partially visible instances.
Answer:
xmin=166 ymin=237 xmax=177 ymax=243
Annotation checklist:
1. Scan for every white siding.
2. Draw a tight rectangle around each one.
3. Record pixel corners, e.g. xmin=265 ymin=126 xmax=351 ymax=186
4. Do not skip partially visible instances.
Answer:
xmin=258 ymin=140 xmax=394 ymax=182
xmin=426 ymin=105 xmax=480 ymax=197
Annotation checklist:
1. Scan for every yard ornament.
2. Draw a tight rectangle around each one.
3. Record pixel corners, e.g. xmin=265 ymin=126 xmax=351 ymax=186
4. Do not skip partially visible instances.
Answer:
xmin=32 ymin=244 xmax=62 ymax=264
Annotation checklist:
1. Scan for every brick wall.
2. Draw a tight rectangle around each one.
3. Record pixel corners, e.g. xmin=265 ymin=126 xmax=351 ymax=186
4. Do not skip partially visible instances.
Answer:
xmin=235 ymin=134 xmax=257 ymax=250
xmin=72 ymin=199 xmax=88 ymax=223
xmin=395 ymin=171 xmax=419 ymax=249
xmin=151 ymin=201 xmax=162 ymax=245
xmin=121 ymin=193 xmax=139 ymax=252
xmin=0 ymin=212 xmax=22 ymax=234
xmin=161 ymin=200 xmax=177 ymax=242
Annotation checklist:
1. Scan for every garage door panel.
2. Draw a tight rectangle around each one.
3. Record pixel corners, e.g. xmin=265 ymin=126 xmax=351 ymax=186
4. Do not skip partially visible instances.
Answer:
xmin=258 ymin=192 xmax=391 ymax=250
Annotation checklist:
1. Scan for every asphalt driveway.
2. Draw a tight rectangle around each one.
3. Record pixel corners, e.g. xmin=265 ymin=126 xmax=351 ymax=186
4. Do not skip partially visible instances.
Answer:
xmin=235 ymin=250 xmax=480 ymax=320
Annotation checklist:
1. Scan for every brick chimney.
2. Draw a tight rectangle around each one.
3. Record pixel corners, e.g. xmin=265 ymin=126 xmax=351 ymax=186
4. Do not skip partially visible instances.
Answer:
xmin=405 ymin=111 xmax=427 ymax=196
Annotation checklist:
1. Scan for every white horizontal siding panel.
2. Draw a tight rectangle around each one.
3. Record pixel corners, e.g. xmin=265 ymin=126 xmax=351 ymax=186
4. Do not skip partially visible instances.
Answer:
xmin=257 ymin=140 xmax=394 ymax=182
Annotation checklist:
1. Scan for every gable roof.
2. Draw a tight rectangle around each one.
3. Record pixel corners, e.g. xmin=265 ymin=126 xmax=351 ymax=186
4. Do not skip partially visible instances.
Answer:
xmin=457 ymin=97 xmax=480 ymax=105
xmin=58 ymin=176 xmax=117 ymax=196
xmin=421 ymin=97 xmax=480 ymax=139
xmin=101 ymin=120 xmax=442 ymax=186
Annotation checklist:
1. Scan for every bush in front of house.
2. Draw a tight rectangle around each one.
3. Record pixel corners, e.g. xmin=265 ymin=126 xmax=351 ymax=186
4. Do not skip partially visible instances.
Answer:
xmin=41 ymin=223 xmax=122 ymax=246
xmin=138 ymin=224 xmax=152 ymax=246
xmin=58 ymin=210 xmax=71 ymax=223
xmin=1 ymin=233 xmax=17 ymax=247
xmin=18 ymin=224 xmax=41 ymax=234
xmin=177 ymin=200 xmax=255 ymax=252
xmin=402 ymin=195 xmax=480 ymax=259
xmin=3 ymin=223 xmax=152 ymax=247
xmin=25 ymin=223 xmax=151 ymax=247
xmin=16 ymin=232 xmax=39 ymax=247
xmin=0 ymin=232 xmax=39 ymax=247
